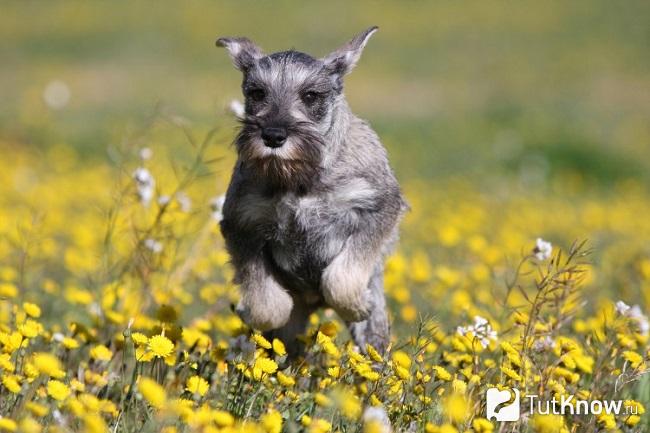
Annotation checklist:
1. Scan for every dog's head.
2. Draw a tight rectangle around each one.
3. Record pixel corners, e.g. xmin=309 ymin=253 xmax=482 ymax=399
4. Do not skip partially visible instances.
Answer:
xmin=217 ymin=27 xmax=378 ymax=191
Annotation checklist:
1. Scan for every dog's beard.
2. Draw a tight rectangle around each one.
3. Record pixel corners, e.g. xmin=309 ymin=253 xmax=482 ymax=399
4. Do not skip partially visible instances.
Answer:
xmin=236 ymin=120 xmax=323 ymax=192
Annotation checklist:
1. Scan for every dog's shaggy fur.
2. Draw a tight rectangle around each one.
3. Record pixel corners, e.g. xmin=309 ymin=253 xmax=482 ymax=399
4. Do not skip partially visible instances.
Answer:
xmin=217 ymin=27 xmax=406 ymax=354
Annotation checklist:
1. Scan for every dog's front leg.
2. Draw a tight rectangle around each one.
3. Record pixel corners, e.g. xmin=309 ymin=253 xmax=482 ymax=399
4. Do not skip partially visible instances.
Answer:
xmin=221 ymin=214 xmax=293 ymax=332
xmin=321 ymin=236 xmax=377 ymax=322
xmin=235 ymin=256 xmax=294 ymax=331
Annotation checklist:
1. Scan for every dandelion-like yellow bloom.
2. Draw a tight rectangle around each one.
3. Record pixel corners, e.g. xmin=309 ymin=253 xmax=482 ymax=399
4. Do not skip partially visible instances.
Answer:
xmin=46 ymin=379 xmax=71 ymax=401
xmin=89 ymin=344 xmax=113 ymax=361
xmin=148 ymin=334 xmax=174 ymax=358
xmin=213 ymin=410 xmax=234 ymax=427
xmin=0 ymin=418 xmax=17 ymax=432
xmin=138 ymin=377 xmax=166 ymax=409
xmin=277 ymin=371 xmax=295 ymax=387
xmin=186 ymin=375 xmax=209 ymax=396
xmin=131 ymin=332 xmax=149 ymax=345
xmin=33 ymin=353 xmax=65 ymax=378
xmin=261 ymin=409 xmax=283 ymax=433
xmin=252 ymin=333 xmax=272 ymax=349
xmin=530 ymin=414 xmax=568 ymax=433
xmin=253 ymin=356 xmax=278 ymax=380
xmin=22 ymin=302 xmax=41 ymax=318
xmin=272 ymin=338 xmax=286 ymax=356
xmin=2 ymin=375 xmax=21 ymax=393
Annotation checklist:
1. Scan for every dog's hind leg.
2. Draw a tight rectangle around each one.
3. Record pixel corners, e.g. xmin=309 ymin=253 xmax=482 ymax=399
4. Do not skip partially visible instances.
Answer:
xmin=347 ymin=263 xmax=390 ymax=355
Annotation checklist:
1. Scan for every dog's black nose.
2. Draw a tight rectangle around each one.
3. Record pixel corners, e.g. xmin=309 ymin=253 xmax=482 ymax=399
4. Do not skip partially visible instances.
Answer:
xmin=261 ymin=127 xmax=287 ymax=148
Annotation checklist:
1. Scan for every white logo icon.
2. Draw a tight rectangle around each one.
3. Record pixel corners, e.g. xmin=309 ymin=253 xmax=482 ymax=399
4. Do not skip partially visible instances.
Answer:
xmin=486 ymin=387 xmax=520 ymax=421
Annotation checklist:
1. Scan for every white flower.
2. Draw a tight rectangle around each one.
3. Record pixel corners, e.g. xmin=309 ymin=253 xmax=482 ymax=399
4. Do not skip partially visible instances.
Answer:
xmin=144 ymin=238 xmax=163 ymax=253
xmin=615 ymin=300 xmax=631 ymax=315
xmin=628 ymin=305 xmax=650 ymax=336
xmin=456 ymin=316 xmax=498 ymax=348
xmin=228 ymin=99 xmax=245 ymax=118
xmin=362 ymin=406 xmax=392 ymax=433
xmin=533 ymin=237 xmax=553 ymax=260
xmin=210 ymin=194 xmax=226 ymax=222
xmin=176 ymin=192 xmax=192 ymax=213
xmin=616 ymin=301 xmax=649 ymax=336
xmin=157 ymin=195 xmax=171 ymax=206
xmin=133 ymin=167 xmax=155 ymax=206
xmin=43 ymin=80 xmax=71 ymax=110
xmin=533 ymin=336 xmax=556 ymax=351
xmin=139 ymin=147 xmax=153 ymax=160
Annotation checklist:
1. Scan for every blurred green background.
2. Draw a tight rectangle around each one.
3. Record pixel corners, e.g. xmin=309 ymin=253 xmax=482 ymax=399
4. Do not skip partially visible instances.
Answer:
xmin=2 ymin=0 xmax=649 ymax=186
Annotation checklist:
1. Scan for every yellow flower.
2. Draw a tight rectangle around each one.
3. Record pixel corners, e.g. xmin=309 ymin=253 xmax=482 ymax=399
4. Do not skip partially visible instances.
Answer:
xmin=62 ymin=337 xmax=79 ymax=349
xmin=623 ymin=351 xmax=644 ymax=369
xmin=472 ymin=418 xmax=494 ymax=433
xmin=213 ymin=410 xmax=234 ymax=427
xmin=444 ymin=392 xmax=469 ymax=424
xmin=33 ymin=353 xmax=65 ymax=378
xmin=83 ymin=414 xmax=106 ymax=433
xmin=148 ymin=334 xmax=174 ymax=358
xmin=0 ymin=282 xmax=18 ymax=298
xmin=186 ymin=375 xmax=209 ymax=396
xmin=18 ymin=418 xmax=41 ymax=433
xmin=308 ymin=418 xmax=332 ymax=433
xmin=366 ymin=345 xmax=383 ymax=363
xmin=394 ymin=365 xmax=410 ymax=380
xmin=47 ymin=380 xmax=71 ymax=401
xmin=138 ymin=377 xmax=167 ymax=409
xmin=501 ymin=366 xmax=522 ymax=382
xmin=327 ymin=366 xmax=341 ymax=378
xmin=251 ymin=333 xmax=272 ymax=349
xmin=25 ymin=402 xmax=49 ymax=417
xmin=452 ymin=378 xmax=467 ymax=394
xmin=19 ymin=320 xmax=41 ymax=338
xmin=530 ymin=414 xmax=567 ymax=433
xmin=261 ymin=409 xmax=283 ymax=433
xmin=316 ymin=332 xmax=340 ymax=358
xmin=253 ymin=357 xmax=278 ymax=380
xmin=625 ymin=415 xmax=641 ymax=427
xmin=131 ymin=332 xmax=149 ymax=345
xmin=23 ymin=303 xmax=41 ymax=318
xmin=277 ymin=371 xmax=295 ymax=387
xmin=89 ymin=344 xmax=113 ymax=361
xmin=272 ymin=338 xmax=286 ymax=356
xmin=2 ymin=375 xmax=21 ymax=393
xmin=432 ymin=366 xmax=452 ymax=381
xmin=314 ymin=392 xmax=332 ymax=407
xmin=0 ymin=354 xmax=14 ymax=372
xmin=0 ymin=418 xmax=17 ymax=432
xmin=333 ymin=387 xmax=361 ymax=419
xmin=596 ymin=413 xmax=616 ymax=430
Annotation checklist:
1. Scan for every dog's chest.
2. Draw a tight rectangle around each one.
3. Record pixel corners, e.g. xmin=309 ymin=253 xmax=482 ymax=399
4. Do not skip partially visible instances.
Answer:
xmin=266 ymin=192 xmax=349 ymax=276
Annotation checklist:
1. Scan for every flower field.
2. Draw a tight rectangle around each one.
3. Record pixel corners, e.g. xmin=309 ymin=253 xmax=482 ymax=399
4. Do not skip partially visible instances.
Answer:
xmin=1 ymin=124 xmax=650 ymax=433
xmin=2 ymin=1 xmax=650 ymax=432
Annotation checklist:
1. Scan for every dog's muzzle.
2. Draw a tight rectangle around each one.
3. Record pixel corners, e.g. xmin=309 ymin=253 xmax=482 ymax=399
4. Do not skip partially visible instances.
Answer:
xmin=261 ymin=126 xmax=287 ymax=148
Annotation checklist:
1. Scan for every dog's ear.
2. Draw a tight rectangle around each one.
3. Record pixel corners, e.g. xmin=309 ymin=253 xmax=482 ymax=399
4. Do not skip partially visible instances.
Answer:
xmin=322 ymin=26 xmax=378 ymax=76
xmin=216 ymin=37 xmax=264 ymax=71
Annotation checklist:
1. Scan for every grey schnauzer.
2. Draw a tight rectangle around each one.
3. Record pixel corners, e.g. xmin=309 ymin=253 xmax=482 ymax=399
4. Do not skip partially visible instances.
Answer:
xmin=217 ymin=26 xmax=406 ymax=354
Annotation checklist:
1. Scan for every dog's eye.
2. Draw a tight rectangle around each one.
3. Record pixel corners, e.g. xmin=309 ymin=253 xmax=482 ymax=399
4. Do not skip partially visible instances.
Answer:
xmin=302 ymin=91 xmax=320 ymax=105
xmin=247 ymin=88 xmax=266 ymax=102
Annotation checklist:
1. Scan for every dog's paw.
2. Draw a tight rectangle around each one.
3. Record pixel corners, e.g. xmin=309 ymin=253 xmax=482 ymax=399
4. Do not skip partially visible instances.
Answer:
xmin=321 ymin=252 xmax=372 ymax=322
xmin=238 ymin=277 xmax=293 ymax=331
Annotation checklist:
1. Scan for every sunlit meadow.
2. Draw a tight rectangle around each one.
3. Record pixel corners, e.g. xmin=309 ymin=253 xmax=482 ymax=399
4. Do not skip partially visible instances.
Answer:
xmin=2 ymin=2 xmax=650 ymax=433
